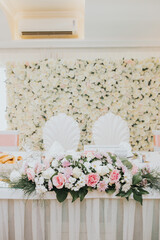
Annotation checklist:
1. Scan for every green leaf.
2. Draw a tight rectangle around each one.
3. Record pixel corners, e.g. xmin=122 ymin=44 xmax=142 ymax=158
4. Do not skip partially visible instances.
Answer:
xmin=66 ymin=155 xmax=73 ymax=160
xmin=133 ymin=192 xmax=143 ymax=205
xmin=121 ymin=159 xmax=133 ymax=169
xmin=56 ymin=189 xmax=68 ymax=203
xmin=78 ymin=188 xmax=88 ymax=201
xmin=132 ymin=172 xmax=142 ymax=185
xmin=117 ymin=189 xmax=132 ymax=198
xmin=70 ymin=191 xmax=79 ymax=202
xmin=138 ymin=188 xmax=149 ymax=195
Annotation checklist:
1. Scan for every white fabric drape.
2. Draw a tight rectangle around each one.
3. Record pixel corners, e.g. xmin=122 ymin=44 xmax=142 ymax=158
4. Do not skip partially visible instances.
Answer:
xmin=0 ymin=193 xmax=160 ymax=240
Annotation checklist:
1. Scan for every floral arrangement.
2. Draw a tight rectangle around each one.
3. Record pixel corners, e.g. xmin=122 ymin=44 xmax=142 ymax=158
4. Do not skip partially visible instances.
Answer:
xmin=9 ymin=151 xmax=160 ymax=204
xmin=6 ymin=58 xmax=160 ymax=151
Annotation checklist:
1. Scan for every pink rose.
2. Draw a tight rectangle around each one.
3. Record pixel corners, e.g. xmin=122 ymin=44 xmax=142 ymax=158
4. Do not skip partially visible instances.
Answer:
xmin=26 ymin=168 xmax=35 ymax=181
xmin=86 ymin=173 xmax=100 ymax=187
xmin=52 ymin=173 xmax=66 ymax=189
xmin=34 ymin=162 xmax=43 ymax=174
xmin=131 ymin=164 xmax=138 ymax=175
xmin=97 ymin=180 xmax=108 ymax=192
xmin=109 ymin=169 xmax=120 ymax=184
xmin=62 ymin=160 xmax=71 ymax=168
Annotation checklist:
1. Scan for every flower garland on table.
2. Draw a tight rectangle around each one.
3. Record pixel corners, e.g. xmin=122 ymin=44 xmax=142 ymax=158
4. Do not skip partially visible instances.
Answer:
xmin=9 ymin=151 xmax=160 ymax=204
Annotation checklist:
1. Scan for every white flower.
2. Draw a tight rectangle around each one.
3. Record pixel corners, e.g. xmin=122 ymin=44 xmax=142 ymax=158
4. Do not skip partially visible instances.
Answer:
xmin=107 ymin=164 xmax=114 ymax=170
xmin=28 ymin=161 xmax=36 ymax=168
xmin=86 ymin=152 xmax=95 ymax=161
xmin=65 ymin=182 xmax=73 ymax=189
xmin=68 ymin=177 xmax=76 ymax=184
xmin=91 ymin=161 xmax=102 ymax=170
xmin=103 ymin=176 xmax=110 ymax=184
xmin=72 ymin=167 xmax=82 ymax=178
xmin=76 ymin=174 xmax=86 ymax=188
xmin=122 ymin=183 xmax=131 ymax=193
xmin=124 ymin=172 xmax=132 ymax=184
xmin=10 ymin=170 xmax=21 ymax=182
xmin=35 ymin=185 xmax=47 ymax=195
xmin=96 ymin=166 xmax=109 ymax=176
xmin=51 ymin=160 xmax=59 ymax=168
xmin=42 ymin=168 xmax=55 ymax=179
xmin=38 ymin=176 xmax=45 ymax=184
xmin=84 ymin=162 xmax=91 ymax=171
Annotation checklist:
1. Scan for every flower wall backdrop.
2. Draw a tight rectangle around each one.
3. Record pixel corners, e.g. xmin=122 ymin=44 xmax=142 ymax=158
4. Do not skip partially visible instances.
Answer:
xmin=6 ymin=58 xmax=160 ymax=151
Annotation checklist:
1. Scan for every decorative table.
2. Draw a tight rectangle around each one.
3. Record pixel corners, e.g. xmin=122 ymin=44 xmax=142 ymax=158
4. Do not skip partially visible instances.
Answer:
xmin=0 ymin=187 xmax=160 ymax=240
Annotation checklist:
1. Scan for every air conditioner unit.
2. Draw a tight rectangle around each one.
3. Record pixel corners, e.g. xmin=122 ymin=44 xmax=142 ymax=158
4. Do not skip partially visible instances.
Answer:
xmin=17 ymin=18 xmax=78 ymax=39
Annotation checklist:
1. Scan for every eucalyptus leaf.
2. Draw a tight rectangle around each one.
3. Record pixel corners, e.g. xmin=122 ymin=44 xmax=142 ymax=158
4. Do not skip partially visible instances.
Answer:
xmin=132 ymin=172 xmax=142 ymax=185
xmin=121 ymin=159 xmax=133 ymax=169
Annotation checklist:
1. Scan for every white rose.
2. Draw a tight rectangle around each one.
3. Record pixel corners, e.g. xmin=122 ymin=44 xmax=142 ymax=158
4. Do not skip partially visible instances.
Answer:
xmin=72 ymin=167 xmax=82 ymax=178
xmin=42 ymin=168 xmax=55 ymax=179
xmin=96 ymin=166 xmax=109 ymax=176
xmin=10 ymin=170 xmax=21 ymax=182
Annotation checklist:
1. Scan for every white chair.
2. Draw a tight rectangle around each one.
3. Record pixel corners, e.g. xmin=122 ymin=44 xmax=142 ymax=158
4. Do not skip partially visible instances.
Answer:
xmin=92 ymin=112 xmax=130 ymax=145
xmin=43 ymin=113 xmax=80 ymax=151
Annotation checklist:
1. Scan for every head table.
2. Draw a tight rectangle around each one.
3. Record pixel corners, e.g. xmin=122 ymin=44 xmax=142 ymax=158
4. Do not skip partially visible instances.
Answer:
xmin=0 ymin=152 xmax=160 ymax=240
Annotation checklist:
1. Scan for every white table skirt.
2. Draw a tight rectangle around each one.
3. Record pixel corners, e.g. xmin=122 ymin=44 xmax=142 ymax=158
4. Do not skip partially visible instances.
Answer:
xmin=0 ymin=188 xmax=160 ymax=240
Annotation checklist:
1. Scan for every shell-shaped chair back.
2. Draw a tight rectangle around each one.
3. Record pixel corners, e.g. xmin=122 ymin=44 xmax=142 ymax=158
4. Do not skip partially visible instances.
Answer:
xmin=92 ymin=112 xmax=130 ymax=145
xmin=43 ymin=113 xmax=80 ymax=151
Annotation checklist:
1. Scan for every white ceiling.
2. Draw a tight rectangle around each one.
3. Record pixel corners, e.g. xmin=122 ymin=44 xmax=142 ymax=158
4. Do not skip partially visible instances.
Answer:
xmin=0 ymin=0 xmax=160 ymax=47
xmin=0 ymin=0 xmax=84 ymax=15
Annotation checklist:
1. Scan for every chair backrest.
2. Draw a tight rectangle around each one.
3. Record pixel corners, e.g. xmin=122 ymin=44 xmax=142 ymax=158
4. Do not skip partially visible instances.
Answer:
xmin=92 ymin=112 xmax=130 ymax=145
xmin=43 ymin=113 xmax=80 ymax=151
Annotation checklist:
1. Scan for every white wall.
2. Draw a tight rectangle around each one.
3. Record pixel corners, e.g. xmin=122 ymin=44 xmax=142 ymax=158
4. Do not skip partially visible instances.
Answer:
xmin=85 ymin=0 xmax=160 ymax=45
xmin=0 ymin=9 xmax=11 ymax=41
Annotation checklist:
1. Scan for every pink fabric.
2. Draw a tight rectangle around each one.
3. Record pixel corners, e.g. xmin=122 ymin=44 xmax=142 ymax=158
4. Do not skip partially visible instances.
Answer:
xmin=0 ymin=134 xmax=19 ymax=146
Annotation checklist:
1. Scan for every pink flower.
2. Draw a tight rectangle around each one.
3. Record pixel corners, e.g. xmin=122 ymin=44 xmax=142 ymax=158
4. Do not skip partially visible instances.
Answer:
xmin=109 ymin=169 xmax=120 ymax=184
xmin=131 ymin=164 xmax=138 ymax=175
xmin=52 ymin=173 xmax=66 ymax=189
xmin=26 ymin=168 xmax=35 ymax=181
xmin=34 ymin=162 xmax=43 ymax=174
xmin=94 ymin=153 xmax=102 ymax=159
xmin=62 ymin=160 xmax=71 ymax=168
xmin=63 ymin=167 xmax=73 ymax=180
xmin=48 ymin=180 xmax=53 ymax=191
xmin=86 ymin=173 xmax=100 ymax=187
xmin=97 ymin=180 xmax=108 ymax=192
